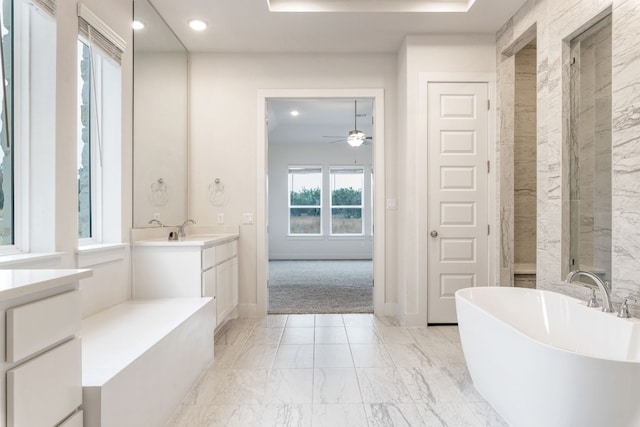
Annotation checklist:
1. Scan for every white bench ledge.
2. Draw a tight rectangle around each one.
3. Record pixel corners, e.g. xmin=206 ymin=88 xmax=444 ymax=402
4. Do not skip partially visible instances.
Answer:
xmin=81 ymin=298 xmax=211 ymax=386
xmin=81 ymin=298 xmax=216 ymax=427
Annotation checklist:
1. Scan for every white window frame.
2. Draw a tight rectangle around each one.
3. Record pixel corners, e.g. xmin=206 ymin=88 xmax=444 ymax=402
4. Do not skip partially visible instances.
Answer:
xmin=0 ymin=0 xmax=56 ymax=255
xmin=288 ymin=165 xmax=323 ymax=236
xmin=329 ymin=166 xmax=365 ymax=236
xmin=77 ymin=35 xmax=121 ymax=246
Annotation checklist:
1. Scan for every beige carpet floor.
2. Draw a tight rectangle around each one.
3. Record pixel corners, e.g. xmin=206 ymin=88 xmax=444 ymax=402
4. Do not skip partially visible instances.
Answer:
xmin=268 ymin=260 xmax=373 ymax=314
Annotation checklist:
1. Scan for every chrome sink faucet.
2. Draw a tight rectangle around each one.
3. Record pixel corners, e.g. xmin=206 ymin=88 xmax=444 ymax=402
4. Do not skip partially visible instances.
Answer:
xmin=565 ymin=270 xmax=614 ymax=313
xmin=177 ymin=219 xmax=196 ymax=240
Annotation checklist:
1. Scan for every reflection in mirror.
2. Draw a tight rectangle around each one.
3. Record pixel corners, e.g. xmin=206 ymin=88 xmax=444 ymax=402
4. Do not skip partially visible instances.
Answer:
xmin=568 ymin=14 xmax=612 ymax=282
xmin=133 ymin=0 xmax=188 ymax=227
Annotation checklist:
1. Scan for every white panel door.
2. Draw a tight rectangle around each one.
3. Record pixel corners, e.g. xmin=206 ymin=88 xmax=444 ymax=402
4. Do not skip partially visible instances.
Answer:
xmin=427 ymin=82 xmax=489 ymax=324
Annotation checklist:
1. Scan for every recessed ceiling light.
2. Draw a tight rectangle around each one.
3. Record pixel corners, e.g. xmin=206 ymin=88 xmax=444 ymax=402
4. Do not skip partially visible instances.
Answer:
xmin=189 ymin=19 xmax=208 ymax=31
xmin=290 ymin=110 xmax=300 ymax=117
xmin=132 ymin=20 xmax=145 ymax=31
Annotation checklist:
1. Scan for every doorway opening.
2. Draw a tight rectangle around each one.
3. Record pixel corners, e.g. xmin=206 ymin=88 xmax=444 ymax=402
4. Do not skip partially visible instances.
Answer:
xmin=267 ymin=98 xmax=373 ymax=314
xmin=256 ymin=90 xmax=385 ymax=317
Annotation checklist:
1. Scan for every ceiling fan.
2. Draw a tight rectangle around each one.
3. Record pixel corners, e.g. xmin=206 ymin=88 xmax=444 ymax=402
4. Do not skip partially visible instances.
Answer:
xmin=323 ymin=100 xmax=372 ymax=147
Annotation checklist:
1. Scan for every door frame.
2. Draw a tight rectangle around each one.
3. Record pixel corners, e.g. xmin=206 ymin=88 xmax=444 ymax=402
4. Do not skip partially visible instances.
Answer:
xmin=418 ymin=73 xmax=497 ymax=322
xmin=256 ymin=89 xmax=386 ymax=317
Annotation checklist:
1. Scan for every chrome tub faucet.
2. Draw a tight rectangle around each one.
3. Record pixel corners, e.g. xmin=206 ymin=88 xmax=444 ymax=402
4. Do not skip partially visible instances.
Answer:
xmin=565 ymin=270 xmax=614 ymax=313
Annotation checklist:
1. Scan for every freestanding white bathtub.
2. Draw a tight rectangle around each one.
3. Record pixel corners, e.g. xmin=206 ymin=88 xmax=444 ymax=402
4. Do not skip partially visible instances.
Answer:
xmin=455 ymin=287 xmax=640 ymax=427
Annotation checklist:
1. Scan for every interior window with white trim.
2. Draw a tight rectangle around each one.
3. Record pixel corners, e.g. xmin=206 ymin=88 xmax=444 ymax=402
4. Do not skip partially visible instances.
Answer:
xmin=330 ymin=166 xmax=364 ymax=235
xmin=288 ymin=166 xmax=322 ymax=235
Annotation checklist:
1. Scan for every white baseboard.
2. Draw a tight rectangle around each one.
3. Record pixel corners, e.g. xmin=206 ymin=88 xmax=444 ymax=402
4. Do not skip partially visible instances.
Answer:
xmin=382 ymin=303 xmax=398 ymax=317
xmin=237 ymin=303 xmax=259 ymax=318
xmin=398 ymin=312 xmax=428 ymax=327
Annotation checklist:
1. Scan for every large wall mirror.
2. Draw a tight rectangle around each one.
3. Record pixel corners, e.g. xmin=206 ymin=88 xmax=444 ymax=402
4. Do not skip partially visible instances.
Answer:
xmin=568 ymin=14 xmax=612 ymax=282
xmin=133 ymin=0 xmax=188 ymax=227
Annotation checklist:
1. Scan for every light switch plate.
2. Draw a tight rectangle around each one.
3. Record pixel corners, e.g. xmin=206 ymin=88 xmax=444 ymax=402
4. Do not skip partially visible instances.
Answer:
xmin=242 ymin=213 xmax=254 ymax=224
xmin=386 ymin=199 xmax=397 ymax=210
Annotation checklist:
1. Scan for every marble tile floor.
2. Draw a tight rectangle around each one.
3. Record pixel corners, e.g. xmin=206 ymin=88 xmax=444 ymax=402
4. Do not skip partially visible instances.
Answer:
xmin=167 ymin=314 xmax=508 ymax=427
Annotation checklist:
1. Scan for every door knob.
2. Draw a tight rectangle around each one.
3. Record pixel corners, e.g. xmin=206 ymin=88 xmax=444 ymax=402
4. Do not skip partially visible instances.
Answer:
xmin=430 ymin=230 xmax=438 ymax=237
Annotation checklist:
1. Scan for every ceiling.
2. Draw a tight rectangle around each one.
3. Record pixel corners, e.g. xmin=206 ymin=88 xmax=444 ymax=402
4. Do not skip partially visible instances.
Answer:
xmin=268 ymin=98 xmax=374 ymax=145
xmin=134 ymin=0 xmax=186 ymax=53
xmin=146 ymin=0 xmax=527 ymax=53
xmin=136 ymin=1 xmax=526 ymax=146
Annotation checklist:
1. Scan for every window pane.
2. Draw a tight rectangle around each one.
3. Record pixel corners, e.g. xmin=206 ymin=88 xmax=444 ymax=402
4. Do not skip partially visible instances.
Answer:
xmin=331 ymin=168 xmax=363 ymax=206
xmin=288 ymin=167 xmax=322 ymax=235
xmin=78 ymin=40 xmax=91 ymax=239
xmin=0 ymin=0 xmax=14 ymax=245
xmin=330 ymin=167 xmax=364 ymax=235
xmin=332 ymin=208 xmax=362 ymax=234
xmin=290 ymin=208 xmax=321 ymax=234
xmin=289 ymin=167 xmax=321 ymax=206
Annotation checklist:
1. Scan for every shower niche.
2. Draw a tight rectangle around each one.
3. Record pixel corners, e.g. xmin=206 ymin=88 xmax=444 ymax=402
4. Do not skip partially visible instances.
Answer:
xmin=513 ymin=40 xmax=537 ymax=288
xmin=499 ymin=26 xmax=538 ymax=288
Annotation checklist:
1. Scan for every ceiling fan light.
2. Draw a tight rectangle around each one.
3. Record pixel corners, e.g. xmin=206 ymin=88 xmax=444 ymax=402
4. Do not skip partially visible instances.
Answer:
xmin=347 ymin=130 xmax=366 ymax=147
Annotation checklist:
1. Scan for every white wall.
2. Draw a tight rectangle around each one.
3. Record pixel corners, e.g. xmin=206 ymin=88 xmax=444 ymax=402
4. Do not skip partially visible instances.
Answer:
xmin=268 ymin=142 xmax=373 ymax=260
xmin=189 ymin=53 xmax=397 ymax=314
xmin=397 ymin=35 xmax=497 ymax=325
xmin=1 ymin=0 xmax=134 ymax=318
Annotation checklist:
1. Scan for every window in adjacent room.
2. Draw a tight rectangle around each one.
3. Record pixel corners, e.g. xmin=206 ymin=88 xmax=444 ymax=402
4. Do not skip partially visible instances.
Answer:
xmin=330 ymin=166 xmax=364 ymax=235
xmin=288 ymin=166 xmax=322 ymax=235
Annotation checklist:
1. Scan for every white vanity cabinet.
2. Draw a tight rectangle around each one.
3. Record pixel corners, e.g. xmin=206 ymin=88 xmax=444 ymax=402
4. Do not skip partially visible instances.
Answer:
xmin=0 ymin=269 xmax=91 ymax=427
xmin=132 ymin=234 xmax=239 ymax=325
xmin=133 ymin=245 xmax=211 ymax=298
xmin=214 ymin=240 xmax=238 ymax=325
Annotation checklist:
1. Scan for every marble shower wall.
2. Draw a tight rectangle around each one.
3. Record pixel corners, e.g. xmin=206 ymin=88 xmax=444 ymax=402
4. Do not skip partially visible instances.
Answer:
xmin=497 ymin=0 xmax=640 ymax=313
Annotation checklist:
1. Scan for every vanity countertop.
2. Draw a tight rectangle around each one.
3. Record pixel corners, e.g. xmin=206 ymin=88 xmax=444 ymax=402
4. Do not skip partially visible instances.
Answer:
xmin=0 ymin=269 xmax=93 ymax=301
xmin=133 ymin=233 xmax=239 ymax=248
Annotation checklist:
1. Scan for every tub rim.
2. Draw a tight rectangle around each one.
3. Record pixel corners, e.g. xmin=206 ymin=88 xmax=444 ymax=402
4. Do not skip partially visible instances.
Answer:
xmin=455 ymin=286 xmax=640 ymax=364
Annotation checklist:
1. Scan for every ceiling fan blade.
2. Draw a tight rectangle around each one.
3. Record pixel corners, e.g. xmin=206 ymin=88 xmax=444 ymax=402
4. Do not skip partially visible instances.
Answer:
xmin=323 ymin=135 xmax=345 ymax=138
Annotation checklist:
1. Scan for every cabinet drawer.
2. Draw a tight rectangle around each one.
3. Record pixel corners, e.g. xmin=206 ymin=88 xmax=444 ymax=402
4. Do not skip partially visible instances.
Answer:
xmin=202 ymin=267 xmax=217 ymax=297
xmin=215 ymin=242 xmax=229 ymax=265
xmin=215 ymin=240 xmax=237 ymax=265
xmin=7 ymin=338 xmax=82 ymax=427
xmin=202 ymin=246 xmax=216 ymax=271
xmin=6 ymin=290 xmax=81 ymax=363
